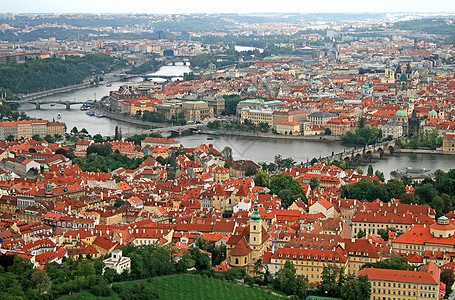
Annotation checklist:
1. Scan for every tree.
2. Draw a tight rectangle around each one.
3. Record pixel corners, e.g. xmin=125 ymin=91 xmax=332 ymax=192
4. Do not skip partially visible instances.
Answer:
xmin=274 ymin=260 xmax=296 ymax=295
xmin=400 ymin=192 xmax=417 ymax=204
xmin=31 ymin=134 xmax=41 ymax=141
xmin=31 ymin=269 xmax=51 ymax=294
xmin=415 ymin=183 xmax=438 ymax=204
xmin=80 ymin=128 xmax=89 ymax=134
xmin=321 ymin=265 xmax=345 ymax=297
xmin=324 ymin=128 xmax=332 ymax=135
xmin=377 ymin=227 xmax=396 ymax=241
xmin=361 ymin=255 xmax=412 ymax=271
xmin=28 ymin=147 xmax=37 ymax=153
xmin=245 ymin=164 xmax=258 ymax=177
xmin=254 ymin=170 xmax=270 ymax=187
xmin=375 ymin=170 xmax=385 ymax=182
xmin=44 ymin=134 xmax=55 ymax=143
xmin=341 ymin=276 xmax=371 ymax=300
xmin=93 ymin=133 xmax=104 ymax=143
xmin=441 ymin=269 xmax=455 ymax=292
xmin=55 ymin=148 xmax=75 ymax=159
xmin=77 ymin=260 xmax=96 ymax=277
xmin=188 ymin=248 xmax=211 ymax=271
xmin=357 ymin=229 xmax=366 ymax=239
xmin=270 ymin=174 xmax=305 ymax=208
xmin=309 ymin=177 xmax=319 ymax=190
xmin=86 ymin=143 xmax=113 ymax=157
xmin=430 ymin=196 xmax=445 ymax=217
xmin=221 ymin=146 xmax=233 ymax=166
xmin=341 ymin=178 xmax=390 ymax=202
xmin=114 ymin=126 xmax=122 ymax=140
xmin=385 ymin=179 xmax=407 ymax=199
xmin=367 ymin=165 xmax=374 ymax=176
xmin=71 ymin=127 xmax=78 ymax=135
xmin=356 ymin=167 xmax=363 ymax=175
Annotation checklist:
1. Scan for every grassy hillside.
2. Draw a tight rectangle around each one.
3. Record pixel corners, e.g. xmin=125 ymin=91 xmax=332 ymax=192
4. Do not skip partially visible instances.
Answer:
xmin=69 ymin=274 xmax=282 ymax=300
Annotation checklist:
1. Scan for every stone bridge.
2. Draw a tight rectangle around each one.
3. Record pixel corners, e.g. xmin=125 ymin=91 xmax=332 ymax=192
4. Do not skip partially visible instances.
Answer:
xmin=319 ymin=140 xmax=398 ymax=165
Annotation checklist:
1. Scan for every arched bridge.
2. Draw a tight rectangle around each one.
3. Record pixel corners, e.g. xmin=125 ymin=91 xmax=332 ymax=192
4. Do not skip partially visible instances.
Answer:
xmin=319 ymin=140 xmax=398 ymax=165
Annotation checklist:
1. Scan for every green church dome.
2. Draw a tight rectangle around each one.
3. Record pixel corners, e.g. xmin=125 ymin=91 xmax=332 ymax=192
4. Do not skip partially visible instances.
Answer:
xmin=395 ymin=109 xmax=407 ymax=117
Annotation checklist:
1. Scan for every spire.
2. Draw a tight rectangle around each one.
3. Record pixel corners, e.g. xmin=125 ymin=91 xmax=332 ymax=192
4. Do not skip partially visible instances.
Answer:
xmin=250 ymin=199 xmax=261 ymax=222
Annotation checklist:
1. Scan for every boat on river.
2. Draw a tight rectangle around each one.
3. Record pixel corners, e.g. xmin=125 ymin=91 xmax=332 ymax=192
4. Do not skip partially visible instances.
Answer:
xmin=80 ymin=104 xmax=91 ymax=111
xmin=86 ymin=110 xmax=95 ymax=116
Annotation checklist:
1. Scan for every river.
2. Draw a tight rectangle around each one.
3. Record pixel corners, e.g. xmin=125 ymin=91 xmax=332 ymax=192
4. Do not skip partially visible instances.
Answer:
xmin=17 ymin=64 xmax=455 ymax=179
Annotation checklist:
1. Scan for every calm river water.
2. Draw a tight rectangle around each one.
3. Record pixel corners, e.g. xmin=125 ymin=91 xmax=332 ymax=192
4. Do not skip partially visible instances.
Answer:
xmin=17 ymin=64 xmax=455 ymax=179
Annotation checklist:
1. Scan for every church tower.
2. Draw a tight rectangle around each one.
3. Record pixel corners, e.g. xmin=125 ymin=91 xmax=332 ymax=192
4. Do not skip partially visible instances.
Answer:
xmin=249 ymin=199 xmax=262 ymax=259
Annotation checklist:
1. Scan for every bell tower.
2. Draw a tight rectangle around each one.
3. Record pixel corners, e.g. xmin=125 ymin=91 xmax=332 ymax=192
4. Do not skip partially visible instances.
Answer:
xmin=249 ymin=199 xmax=262 ymax=258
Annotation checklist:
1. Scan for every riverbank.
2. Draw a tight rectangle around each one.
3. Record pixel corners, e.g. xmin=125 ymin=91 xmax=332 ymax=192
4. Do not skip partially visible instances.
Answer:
xmin=93 ymin=107 xmax=171 ymax=130
xmin=201 ymin=129 xmax=341 ymax=142
xmin=395 ymin=148 xmax=443 ymax=154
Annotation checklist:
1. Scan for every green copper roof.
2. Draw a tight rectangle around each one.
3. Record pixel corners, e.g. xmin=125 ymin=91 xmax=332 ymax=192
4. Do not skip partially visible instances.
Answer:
xmin=395 ymin=109 xmax=407 ymax=117
xmin=250 ymin=199 xmax=261 ymax=222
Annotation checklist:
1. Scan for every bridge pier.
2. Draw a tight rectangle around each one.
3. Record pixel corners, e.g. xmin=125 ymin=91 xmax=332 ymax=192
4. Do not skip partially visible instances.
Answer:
xmin=35 ymin=102 xmax=40 ymax=110
xmin=65 ymin=103 xmax=71 ymax=110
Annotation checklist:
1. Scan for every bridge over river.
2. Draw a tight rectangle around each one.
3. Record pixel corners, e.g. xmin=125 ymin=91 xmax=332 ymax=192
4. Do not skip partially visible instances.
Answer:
xmin=317 ymin=140 xmax=399 ymax=165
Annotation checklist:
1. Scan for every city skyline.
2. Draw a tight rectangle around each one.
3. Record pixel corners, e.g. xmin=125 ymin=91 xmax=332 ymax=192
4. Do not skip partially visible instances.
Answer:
xmin=2 ymin=0 xmax=455 ymax=14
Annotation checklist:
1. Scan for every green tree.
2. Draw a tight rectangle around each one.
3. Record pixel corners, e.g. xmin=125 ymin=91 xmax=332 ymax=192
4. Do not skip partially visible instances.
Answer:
xmin=270 ymin=173 xmax=305 ymax=208
xmin=377 ymin=227 xmax=397 ymax=241
xmin=221 ymin=146 xmax=233 ymax=167
xmin=324 ymin=127 xmax=332 ymax=135
xmin=341 ymin=276 xmax=371 ymax=300
xmin=430 ymin=196 xmax=445 ymax=217
xmin=356 ymin=167 xmax=363 ymax=175
xmin=189 ymin=248 xmax=211 ymax=271
xmin=31 ymin=270 xmax=51 ymax=294
xmin=44 ymin=134 xmax=55 ymax=143
xmin=415 ymin=183 xmax=438 ymax=204
xmin=357 ymin=229 xmax=366 ymax=239
xmin=254 ymin=170 xmax=270 ymax=187
xmin=400 ymin=192 xmax=417 ymax=204
xmin=341 ymin=178 xmax=390 ymax=202
xmin=245 ymin=164 xmax=258 ymax=176
xmin=93 ymin=133 xmax=104 ymax=143
xmin=367 ymin=165 xmax=374 ymax=176
xmin=31 ymin=134 xmax=41 ymax=141
xmin=441 ymin=269 xmax=455 ymax=293
xmin=71 ymin=126 xmax=78 ymax=134
xmin=374 ymin=170 xmax=385 ymax=182
xmin=114 ymin=126 xmax=122 ymax=140
xmin=309 ymin=177 xmax=319 ymax=190
xmin=77 ymin=260 xmax=96 ymax=277
xmin=86 ymin=143 xmax=113 ymax=157
xmin=385 ymin=179 xmax=407 ymax=199
xmin=361 ymin=255 xmax=412 ymax=271
xmin=273 ymin=260 xmax=296 ymax=295
xmin=321 ymin=265 xmax=345 ymax=297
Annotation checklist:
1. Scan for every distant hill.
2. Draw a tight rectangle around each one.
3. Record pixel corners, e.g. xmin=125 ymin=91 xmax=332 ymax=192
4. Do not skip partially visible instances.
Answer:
xmin=0 ymin=53 xmax=127 ymax=95
xmin=393 ymin=18 xmax=455 ymax=36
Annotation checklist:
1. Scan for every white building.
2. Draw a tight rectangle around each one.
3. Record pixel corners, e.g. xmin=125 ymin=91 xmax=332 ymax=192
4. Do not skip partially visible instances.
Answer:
xmin=103 ymin=250 xmax=131 ymax=274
